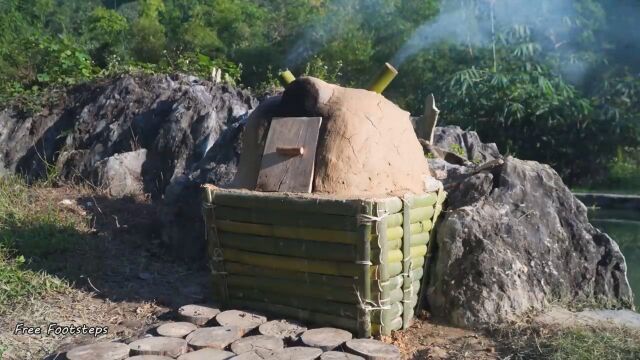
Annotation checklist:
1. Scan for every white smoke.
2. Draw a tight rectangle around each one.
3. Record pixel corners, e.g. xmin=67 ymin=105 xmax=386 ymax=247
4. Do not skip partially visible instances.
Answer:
xmin=390 ymin=0 xmax=586 ymax=80
xmin=285 ymin=0 xmax=356 ymax=68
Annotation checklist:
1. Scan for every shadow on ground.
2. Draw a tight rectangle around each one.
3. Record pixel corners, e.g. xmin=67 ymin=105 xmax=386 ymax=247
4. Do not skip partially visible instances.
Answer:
xmin=19 ymin=190 xmax=211 ymax=309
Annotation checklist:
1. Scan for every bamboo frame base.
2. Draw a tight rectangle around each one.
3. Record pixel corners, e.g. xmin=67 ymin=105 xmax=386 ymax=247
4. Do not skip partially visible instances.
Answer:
xmin=203 ymin=185 xmax=446 ymax=338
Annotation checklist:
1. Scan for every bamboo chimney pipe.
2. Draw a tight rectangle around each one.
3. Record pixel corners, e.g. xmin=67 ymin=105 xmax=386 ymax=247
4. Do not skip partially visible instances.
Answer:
xmin=280 ymin=70 xmax=296 ymax=86
xmin=368 ymin=63 xmax=398 ymax=94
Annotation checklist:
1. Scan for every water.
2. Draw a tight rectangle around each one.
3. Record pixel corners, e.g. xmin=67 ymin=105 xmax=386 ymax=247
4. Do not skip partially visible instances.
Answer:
xmin=590 ymin=209 xmax=640 ymax=308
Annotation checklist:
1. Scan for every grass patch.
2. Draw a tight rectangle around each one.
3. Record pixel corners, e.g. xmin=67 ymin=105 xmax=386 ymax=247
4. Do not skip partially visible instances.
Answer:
xmin=0 ymin=176 xmax=80 ymax=314
xmin=546 ymin=327 xmax=640 ymax=360
xmin=0 ymin=250 xmax=68 ymax=315
xmin=495 ymin=324 xmax=640 ymax=360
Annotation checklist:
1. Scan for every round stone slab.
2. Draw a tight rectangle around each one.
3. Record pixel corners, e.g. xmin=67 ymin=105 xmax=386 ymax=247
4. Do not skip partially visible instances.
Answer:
xmin=186 ymin=326 xmax=243 ymax=350
xmin=321 ymin=351 xmax=365 ymax=360
xmin=128 ymin=356 xmax=173 ymax=360
xmin=156 ymin=322 xmax=198 ymax=338
xmin=267 ymin=347 xmax=323 ymax=360
xmin=216 ymin=310 xmax=267 ymax=335
xmin=177 ymin=348 xmax=236 ymax=360
xmin=301 ymin=328 xmax=353 ymax=351
xmin=230 ymin=335 xmax=284 ymax=354
xmin=345 ymin=339 xmax=401 ymax=360
xmin=66 ymin=342 xmax=130 ymax=360
xmin=258 ymin=320 xmax=307 ymax=342
xmin=129 ymin=337 xmax=188 ymax=358
xmin=178 ymin=304 xmax=221 ymax=326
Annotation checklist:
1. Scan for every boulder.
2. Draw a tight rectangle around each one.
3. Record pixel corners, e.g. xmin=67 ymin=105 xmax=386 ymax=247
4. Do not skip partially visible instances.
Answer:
xmin=92 ymin=149 xmax=148 ymax=197
xmin=426 ymin=128 xmax=634 ymax=327
xmin=0 ymin=74 xmax=256 ymax=259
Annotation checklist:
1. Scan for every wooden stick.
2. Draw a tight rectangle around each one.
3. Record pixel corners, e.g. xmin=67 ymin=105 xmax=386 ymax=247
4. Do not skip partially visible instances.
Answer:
xmin=423 ymin=93 xmax=440 ymax=143
xmin=276 ymin=146 xmax=305 ymax=156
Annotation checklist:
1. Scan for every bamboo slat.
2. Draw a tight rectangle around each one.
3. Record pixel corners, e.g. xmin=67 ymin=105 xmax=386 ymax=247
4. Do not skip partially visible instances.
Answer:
xmin=223 ymin=248 xmax=361 ymax=277
xmin=224 ymin=262 xmax=355 ymax=288
xmin=229 ymin=299 xmax=360 ymax=332
xmin=216 ymin=220 xmax=359 ymax=245
xmin=208 ymin=188 xmax=364 ymax=215
xmin=214 ymin=205 xmax=359 ymax=231
xmin=227 ymin=275 xmax=357 ymax=303
xmin=227 ymin=287 xmax=359 ymax=319
xmin=220 ymin=232 xmax=356 ymax=262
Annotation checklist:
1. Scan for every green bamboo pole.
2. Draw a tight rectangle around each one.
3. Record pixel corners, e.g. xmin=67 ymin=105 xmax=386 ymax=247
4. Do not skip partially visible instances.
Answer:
xmin=227 ymin=275 xmax=357 ymax=303
xmin=434 ymin=203 xmax=443 ymax=222
xmin=374 ymin=197 xmax=403 ymax=215
xmin=280 ymin=70 xmax=296 ymax=86
xmin=411 ymin=193 xmax=438 ymax=208
xmin=216 ymin=220 xmax=359 ymax=245
xmin=416 ymin=190 xmax=445 ymax=315
xmin=368 ymin=63 xmax=398 ymax=94
xmin=388 ymin=287 xmax=403 ymax=303
xmin=410 ymin=206 xmax=435 ymax=223
xmin=228 ymin=287 xmax=359 ymax=319
xmin=437 ymin=189 xmax=447 ymax=205
xmin=385 ymin=213 xmax=403 ymax=228
xmin=220 ymin=232 xmax=357 ymax=262
xmin=421 ymin=219 xmax=433 ymax=232
xmin=356 ymin=201 xmax=373 ymax=338
xmin=225 ymin=262 xmax=356 ymax=288
xmin=372 ymin=200 xmax=390 ymax=336
xmin=210 ymin=188 xmax=364 ymax=215
xmin=204 ymin=200 xmax=229 ymax=307
xmin=402 ymin=196 xmax=413 ymax=330
xmin=385 ymin=221 xmax=432 ymax=241
xmin=230 ymin=298 xmax=359 ymax=333
xmin=411 ymin=232 xmax=430 ymax=247
xmin=372 ymin=301 xmax=402 ymax=324
xmin=215 ymin=205 xmax=360 ymax=231
xmin=224 ymin=248 xmax=361 ymax=277
xmin=387 ymin=245 xmax=428 ymax=263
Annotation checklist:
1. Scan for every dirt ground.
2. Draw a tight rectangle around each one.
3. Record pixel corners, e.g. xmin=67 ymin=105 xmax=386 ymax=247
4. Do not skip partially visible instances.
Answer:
xmin=0 ymin=185 xmax=579 ymax=359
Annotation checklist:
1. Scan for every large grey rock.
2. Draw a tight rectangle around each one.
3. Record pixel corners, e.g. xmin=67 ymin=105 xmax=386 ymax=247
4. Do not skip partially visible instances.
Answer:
xmin=0 ymin=74 xmax=257 ymax=259
xmin=432 ymin=125 xmax=501 ymax=163
xmin=92 ymin=149 xmax=148 ymax=197
xmin=426 ymin=152 xmax=634 ymax=327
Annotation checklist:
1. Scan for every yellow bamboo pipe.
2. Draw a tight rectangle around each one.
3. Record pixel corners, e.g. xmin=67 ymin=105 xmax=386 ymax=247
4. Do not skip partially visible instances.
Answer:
xmin=368 ymin=62 xmax=398 ymax=94
xmin=280 ymin=70 xmax=296 ymax=86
